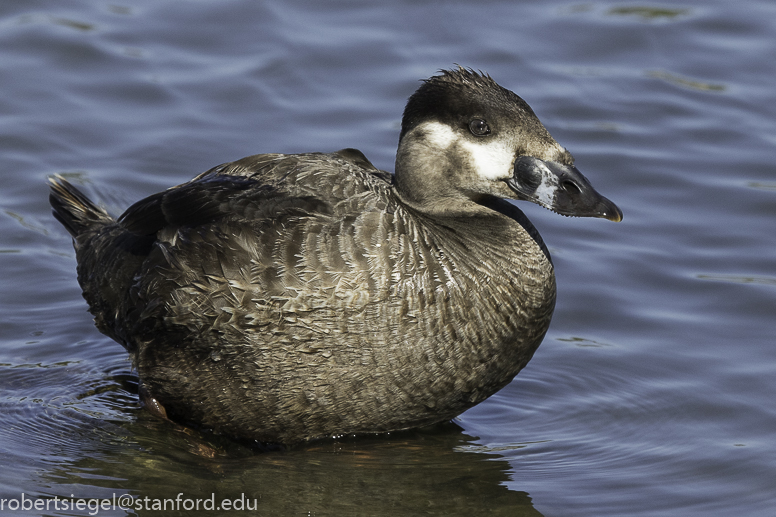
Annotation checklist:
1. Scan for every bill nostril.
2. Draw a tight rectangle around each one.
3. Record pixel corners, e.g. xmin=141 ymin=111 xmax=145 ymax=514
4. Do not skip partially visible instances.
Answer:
xmin=562 ymin=179 xmax=582 ymax=194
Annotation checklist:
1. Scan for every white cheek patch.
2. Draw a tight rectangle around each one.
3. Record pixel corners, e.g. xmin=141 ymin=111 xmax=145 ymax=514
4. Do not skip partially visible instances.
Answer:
xmin=532 ymin=160 xmax=559 ymax=207
xmin=417 ymin=121 xmax=515 ymax=181
xmin=460 ymin=138 xmax=515 ymax=181
xmin=420 ymin=121 xmax=458 ymax=149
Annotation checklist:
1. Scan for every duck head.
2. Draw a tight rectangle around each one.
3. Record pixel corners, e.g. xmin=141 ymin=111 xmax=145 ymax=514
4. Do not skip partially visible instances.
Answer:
xmin=394 ymin=67 xmax=622 ymax=222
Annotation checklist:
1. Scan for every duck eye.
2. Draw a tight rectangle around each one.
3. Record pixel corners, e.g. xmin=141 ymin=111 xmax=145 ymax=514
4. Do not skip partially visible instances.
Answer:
xmin=468 ymin=118 xmax=491 ymax=136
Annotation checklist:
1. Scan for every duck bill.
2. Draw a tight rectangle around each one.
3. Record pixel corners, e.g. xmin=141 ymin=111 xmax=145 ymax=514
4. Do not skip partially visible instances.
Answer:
xmin=507 ymin=156 xmax=622 ymax=222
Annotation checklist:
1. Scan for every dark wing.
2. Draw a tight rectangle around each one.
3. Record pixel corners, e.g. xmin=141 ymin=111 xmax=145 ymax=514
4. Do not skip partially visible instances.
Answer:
xmin=118 ymin=175 xmax=330 ymax=236
xmin=118 ymin=149 xmax=389 ymax=237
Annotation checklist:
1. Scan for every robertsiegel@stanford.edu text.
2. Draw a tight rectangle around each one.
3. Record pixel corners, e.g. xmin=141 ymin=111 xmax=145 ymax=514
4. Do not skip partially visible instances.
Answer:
xmin=0 ymin=492 xmax=258 ymax=514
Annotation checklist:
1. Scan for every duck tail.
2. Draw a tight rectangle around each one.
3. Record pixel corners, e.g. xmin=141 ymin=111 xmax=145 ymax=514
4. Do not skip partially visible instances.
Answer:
xmin=49 ymin=175 xmax=114 ymax=238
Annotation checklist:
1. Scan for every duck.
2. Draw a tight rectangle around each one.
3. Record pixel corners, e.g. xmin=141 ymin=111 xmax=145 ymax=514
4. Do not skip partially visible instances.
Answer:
xmin=49 ymin=67 xmax=621 ymax=445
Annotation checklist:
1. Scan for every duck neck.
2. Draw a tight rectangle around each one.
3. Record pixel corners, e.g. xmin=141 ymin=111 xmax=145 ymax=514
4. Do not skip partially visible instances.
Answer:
xmin=394 ymin=132 xmax=487 ymax=218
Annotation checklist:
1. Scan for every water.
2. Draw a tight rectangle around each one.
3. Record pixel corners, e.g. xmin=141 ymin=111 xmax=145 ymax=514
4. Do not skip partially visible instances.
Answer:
xmin=1 ymin=0 xmax=774 ymax=515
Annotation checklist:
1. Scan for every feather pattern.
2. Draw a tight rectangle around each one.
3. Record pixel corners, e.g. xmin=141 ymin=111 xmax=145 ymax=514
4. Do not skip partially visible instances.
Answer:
xmin=53 ymin=150 xmax=554 ymax=443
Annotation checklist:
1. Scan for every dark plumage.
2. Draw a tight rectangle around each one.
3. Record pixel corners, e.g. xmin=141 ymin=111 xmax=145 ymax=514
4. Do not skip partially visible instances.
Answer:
xmin=50 ymin=68 xmax=621 ymax=445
